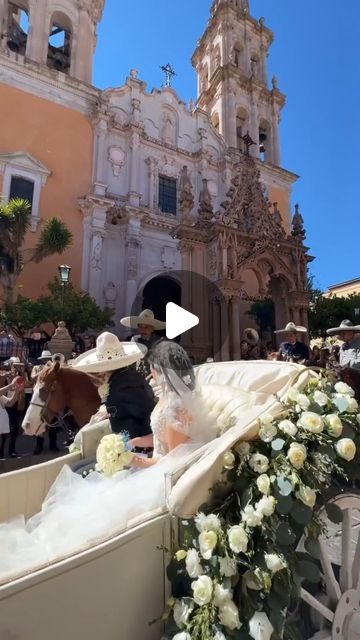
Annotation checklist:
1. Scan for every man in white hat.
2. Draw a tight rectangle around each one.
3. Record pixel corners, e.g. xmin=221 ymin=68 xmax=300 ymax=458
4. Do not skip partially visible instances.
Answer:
xmin=327 ymin=320 xmax=360 ymax=370
xmin=275 ymin=321 xmax=309 ymax=363
xmin=121 ymin=310 xmax=166 ymax=377
xmin=72 ymin=332 xmax=155 ymax=441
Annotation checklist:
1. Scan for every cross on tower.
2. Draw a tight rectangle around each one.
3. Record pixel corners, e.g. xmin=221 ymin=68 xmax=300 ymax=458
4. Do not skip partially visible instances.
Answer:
xmin=160 ymin=63 xmax=176 ymax=88
xmin=242 ymin=132 xmax=256 ymax=155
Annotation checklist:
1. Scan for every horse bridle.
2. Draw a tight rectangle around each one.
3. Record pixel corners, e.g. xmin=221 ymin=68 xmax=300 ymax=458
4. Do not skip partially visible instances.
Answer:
xmin=29 ymin=379 xmax=73 ymax=436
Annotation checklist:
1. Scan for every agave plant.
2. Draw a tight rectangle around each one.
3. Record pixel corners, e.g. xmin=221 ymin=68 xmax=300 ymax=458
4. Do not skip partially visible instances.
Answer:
xmin=0 ymin=197 xmax=73 ymax=302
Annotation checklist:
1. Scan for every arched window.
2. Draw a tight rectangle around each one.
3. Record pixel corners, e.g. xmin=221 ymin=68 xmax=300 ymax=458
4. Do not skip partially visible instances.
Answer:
xmin=259 ymin=119 xmax=272 ymax=162
xmin=212 ymin=112 xmax=220 ymax=134
xmin=47 ymin=12 xmax=72 ymax=73
xmin=6 ymin=1 xmax=29 ymax=56
xmin=236 ymin=107 xmax=249 ymax=150
xmin=232 ymin=42 xmax=243 ymax=68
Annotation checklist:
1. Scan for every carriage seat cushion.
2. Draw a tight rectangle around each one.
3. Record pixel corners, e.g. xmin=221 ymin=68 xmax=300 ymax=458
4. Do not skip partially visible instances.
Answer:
xmin=198 ymin=384 xmax=269 ymax=433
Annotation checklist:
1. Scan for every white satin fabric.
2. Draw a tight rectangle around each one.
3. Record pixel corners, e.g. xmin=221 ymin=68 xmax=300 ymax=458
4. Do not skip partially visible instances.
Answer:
xmin=0 ymin=391 xmax=213 ymax=584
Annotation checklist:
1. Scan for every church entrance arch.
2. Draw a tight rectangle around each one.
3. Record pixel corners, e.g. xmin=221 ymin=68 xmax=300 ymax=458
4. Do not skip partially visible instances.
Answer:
xmin=140 ymin=275 xmax=181 ymax=323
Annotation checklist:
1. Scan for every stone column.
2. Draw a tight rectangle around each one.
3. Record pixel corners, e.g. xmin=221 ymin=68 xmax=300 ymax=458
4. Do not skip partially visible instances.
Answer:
xmin=74 ymin=8 xmax=94 ymax=83
xmin=179 ymin=241 xmax=194 ymax=351
xmin=94 ymin=119 xmax=108 ymax=190
xmin=250 ymin=101 xmax=259 ymax=159
xmin=128 ymin=131 xmax=141 ymax=207
xmin=146 ymin=157 xmax=158 ymax=210
xmin=272 ymin=113 xmax=281 ymax=166
xmin=81 ymin=212 xmax=92 ymax=291
xmin=26 ymin=0 xmax=47 ymax=63
xmin=231 ymin=296 xmax=241 ymax=360
xmin=0 ymin=2 xmax=6 ymax=49
xmin=220 ymin=297 xmax=230 ymax=361
xmin=88 ymin=207 xmax=107 ymax=304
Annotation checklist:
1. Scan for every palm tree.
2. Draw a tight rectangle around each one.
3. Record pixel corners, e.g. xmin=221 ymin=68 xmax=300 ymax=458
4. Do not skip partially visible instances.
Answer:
xmin=0 ymin=197 xmax=73 ymax=303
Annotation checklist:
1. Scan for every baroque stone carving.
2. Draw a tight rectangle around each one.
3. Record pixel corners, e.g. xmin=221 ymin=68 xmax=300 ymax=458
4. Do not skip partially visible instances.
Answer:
xmin=291 ymin=204 xmax=306 ymax=241
xmin=179 ymin=166 xmax=194 ymax=223
xmin=219 ymin=153 xmax=286 ymax=244
xmin=207 ymin=243 xmax=218 ymax=277
xmin=162 ymin=112 xmax=176 ymax=146
xmin=91 ymin=233 xmax=103 ymax=271
xmin=108 ymin=147 xmax=126 ymax=177
xmin=198 ymin=178 xmax=214 ymax=226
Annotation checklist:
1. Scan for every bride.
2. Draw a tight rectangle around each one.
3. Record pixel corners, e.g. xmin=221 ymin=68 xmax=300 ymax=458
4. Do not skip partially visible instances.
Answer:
xmin=0 ymin=336 xmax=216 ymax=583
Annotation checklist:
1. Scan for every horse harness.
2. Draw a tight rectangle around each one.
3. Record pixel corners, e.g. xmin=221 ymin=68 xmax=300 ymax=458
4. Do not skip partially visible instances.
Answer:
xmin=29 ymin=377 xmax=74 ymax=436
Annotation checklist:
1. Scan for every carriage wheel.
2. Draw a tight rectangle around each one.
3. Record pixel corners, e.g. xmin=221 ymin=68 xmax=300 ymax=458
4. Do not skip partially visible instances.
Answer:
xmin=299 ymin=492 xmax=360 ymax=640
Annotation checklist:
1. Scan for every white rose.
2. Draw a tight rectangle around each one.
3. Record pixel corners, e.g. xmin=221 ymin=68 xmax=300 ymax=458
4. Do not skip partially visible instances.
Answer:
xmin=249 ymin=453 xmax=269 ymax=474
xmin=219 ymin=556 xmax=237 ymax=577
xmin=287 ymin=387 xmax=299 ymax=403
xmin=213 ymin=631 xmax=227 ymax=640
xmin=199 ymin=531 xmax=217 ymax=560
xmin=173 ymin=633 xmax=191 ymax=640
xmin=287 ymin=442 xmax=307 ymax=469
xmin=313 ymin=390 xmax=330 ymax=407
xmin=249 ymin=612 xmax=274 ymax=640
xmin=228 ymin=525 xmax=248 ymax=554
xmin=296 ymin=485 xmax=317 ymax=508
xmin=175 ymin=549 xmax=187 ymax=562
xmin=257 ymin=474 xmax=271 ymax=495
xmin=325 ymin=414 xmax=343 ymax=438
xmin=173 ymin=599 xmax=194 ymax=629
xmin=278 ymin=419 xmax=298 ymax=437
xmin=296 ymin=393 xmax=311 ymax=410
xmin=191 ymin=575 xmax=213 ymax=606
xmin=335 ymin=381 xmax=355 ymax=396
xmin=298 ymin=411 xmax=324 ymax=434
xmin=256 ymin=495 xmax=276 ymax=517
xmin=347 ymin=397 xmax=359 ymax=413
xmin=237 ymin=442 xmax=251 ymax=456
xmin=223 ymin=451 xmax=236 ymax=470
xmin=195 ymin=513 xmax=222 ymax=533
xmin=259 ymin=423 xmax=278 ymax=443
xmin=336 ymin=438 xmax=356 ymax=462
xmin=185 ymin=548 xmax=203 ymax=578
xmin=218 ymin=600 xmax=241 ymax=631
xmin=214 ymin=583 xmax=232 ymax=607
xmin=265 ymin=553 xmax=287 ymax=574
xmin=242 ymin=505 xmax=263 ymax=528
xmin=260 ymin=414 xmax=275 ymax=426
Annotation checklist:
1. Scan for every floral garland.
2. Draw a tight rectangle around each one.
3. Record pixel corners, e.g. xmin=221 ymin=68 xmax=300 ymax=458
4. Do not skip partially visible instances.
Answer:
xmin=164 ymin=375 xmax=360 ymax=640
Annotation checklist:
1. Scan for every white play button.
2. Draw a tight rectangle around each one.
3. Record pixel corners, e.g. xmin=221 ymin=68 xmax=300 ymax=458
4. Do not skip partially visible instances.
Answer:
xmin=166 ymin=303 xmax=199 ymax=340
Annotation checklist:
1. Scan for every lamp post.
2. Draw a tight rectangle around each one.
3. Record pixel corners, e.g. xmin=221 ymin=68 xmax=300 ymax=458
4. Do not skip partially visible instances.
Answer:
xmin=58 ymin=264 xmax=71 ymax=305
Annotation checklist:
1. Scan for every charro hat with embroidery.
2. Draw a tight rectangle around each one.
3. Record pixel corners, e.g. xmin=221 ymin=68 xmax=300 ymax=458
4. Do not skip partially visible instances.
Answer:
xmin=274 ymin=322 xmax=308 ymax=334
xmin=120 ymin=309 xmax=166 ymax=331
xmin=70 ymin=332 xmax=146 ymax=373
xmin=327 ymin=319 xmax=360 ymax=336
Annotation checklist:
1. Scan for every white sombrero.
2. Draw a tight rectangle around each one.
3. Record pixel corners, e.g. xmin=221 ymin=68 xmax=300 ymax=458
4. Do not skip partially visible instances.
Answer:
xmin=327 ymin=319 xmax=360 ymax=336
xmin=274 ymin=322 xmax=308 ymax=334
xmin=70 ymin=332 xmax=146 ymax=373
xmin=5 ymin=356 xmax=24 ymax=366
xmin=121 ymin=309 xmax=166 ymax=331
xmin=38 ymin=350 xmax=53 ymax=362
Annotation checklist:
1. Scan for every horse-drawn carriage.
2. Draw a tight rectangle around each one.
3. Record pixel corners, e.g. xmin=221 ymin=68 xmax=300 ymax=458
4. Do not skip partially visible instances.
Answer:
xmin=0 ymin=360 xmax=359 ymax=640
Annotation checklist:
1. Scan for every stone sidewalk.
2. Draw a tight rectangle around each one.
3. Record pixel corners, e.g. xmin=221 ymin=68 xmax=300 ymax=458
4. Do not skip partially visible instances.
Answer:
xmin=0 ymin=432 xmax=68 ymax=474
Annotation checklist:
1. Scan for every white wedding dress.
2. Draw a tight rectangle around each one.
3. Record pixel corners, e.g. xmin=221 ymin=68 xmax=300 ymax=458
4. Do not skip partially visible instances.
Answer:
xmin=0 ymin=390 xmax=216 ymax=584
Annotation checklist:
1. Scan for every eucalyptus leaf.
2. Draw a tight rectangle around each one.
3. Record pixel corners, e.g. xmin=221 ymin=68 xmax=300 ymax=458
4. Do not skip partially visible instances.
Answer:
xmin=276 ymin=477 xmax=293 ymax=496
xmin=272 ymin=438 xmax=286 ymax=451
xmin=276 ymin=494 xmax=294 ymax=515
xmin=298 ymin=559 xmax=321 ymax=583
xmin=290 ymin=501 xmax=313 ymax=526
xmin=325 ymin=502 xmax=344 ymax=524
xmin=304 ymin=538 xmax=321 ymax=560
xmin=276 ymin=523 xmax=297 ymax=546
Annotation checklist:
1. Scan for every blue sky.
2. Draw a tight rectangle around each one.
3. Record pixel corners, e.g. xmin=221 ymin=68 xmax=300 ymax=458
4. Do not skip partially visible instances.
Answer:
xmin=93 ymin=0 xmax=360 ymax=291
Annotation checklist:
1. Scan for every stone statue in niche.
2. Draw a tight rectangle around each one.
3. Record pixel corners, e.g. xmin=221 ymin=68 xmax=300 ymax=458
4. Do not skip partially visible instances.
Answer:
xmin=108 ymin=147 xmax=126 ymax=177
xmin=103 ymin=282 xmax=117 ymax=309
xmin=179 ymin=166 xmax=194 ymax=223
xmin=91 ymin=234 xmax=103 ymax=271
xmin=162 ymin=112 xmax=176 ymax=146
xmin=198 ymin=178 xmax=214 ymax=224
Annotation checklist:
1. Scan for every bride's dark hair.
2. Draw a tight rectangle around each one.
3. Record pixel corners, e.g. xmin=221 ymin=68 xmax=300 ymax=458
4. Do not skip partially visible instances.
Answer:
xmin=148 ymin=340 xmax=195 ymax=395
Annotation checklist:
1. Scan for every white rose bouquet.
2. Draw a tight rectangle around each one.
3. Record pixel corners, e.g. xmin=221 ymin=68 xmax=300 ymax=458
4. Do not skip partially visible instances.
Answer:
xmin=164 ymin=370 xmax=360 ymax=640
xmin=95 ymin=432 xmax=134 ymax=477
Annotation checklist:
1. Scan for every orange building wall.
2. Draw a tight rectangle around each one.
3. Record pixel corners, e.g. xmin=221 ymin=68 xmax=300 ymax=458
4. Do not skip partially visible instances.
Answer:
xmin=0 ymin=83 xmax=93 ymax=298
xmin=269 ymin=185 xmax=291 ymax=233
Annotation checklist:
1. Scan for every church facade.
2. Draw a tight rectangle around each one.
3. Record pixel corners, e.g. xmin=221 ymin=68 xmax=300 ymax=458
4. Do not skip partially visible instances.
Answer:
xmin=0 ymin=0 xmax=311 ymax=354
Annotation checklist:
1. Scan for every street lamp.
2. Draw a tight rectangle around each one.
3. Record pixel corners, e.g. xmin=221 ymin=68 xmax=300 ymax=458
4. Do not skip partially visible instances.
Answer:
xmin=58 ymin=264 xmax=71 ymax=285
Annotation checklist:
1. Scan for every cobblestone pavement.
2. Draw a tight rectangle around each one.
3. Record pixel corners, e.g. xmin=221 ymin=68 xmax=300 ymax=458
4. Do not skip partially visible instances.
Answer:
xmin=0 ymin=431 xmax=68 ymax=474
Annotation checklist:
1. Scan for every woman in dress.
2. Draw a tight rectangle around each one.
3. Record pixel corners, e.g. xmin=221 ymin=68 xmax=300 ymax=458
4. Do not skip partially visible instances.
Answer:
xmin=0 ymin=376 xmax=22 ymax=460
xmin=0 ymin=338 xmax=215 ymax=582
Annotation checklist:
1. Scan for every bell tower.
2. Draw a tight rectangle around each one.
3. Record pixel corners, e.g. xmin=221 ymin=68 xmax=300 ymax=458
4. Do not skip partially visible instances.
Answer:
xmin=192 ymin=0 xmax=284 ymax=166
xmin=0 ymin=0 xmax=104 ymax=83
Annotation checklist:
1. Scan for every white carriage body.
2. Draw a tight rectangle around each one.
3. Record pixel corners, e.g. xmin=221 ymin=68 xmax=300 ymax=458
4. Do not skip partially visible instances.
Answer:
xmin=0 ymin=361 xmax=309 ymax=640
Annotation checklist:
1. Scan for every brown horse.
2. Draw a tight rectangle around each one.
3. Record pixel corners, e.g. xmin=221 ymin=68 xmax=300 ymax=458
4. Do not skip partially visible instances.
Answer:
xmin=22 ymin=362 xmax=101 ymax=436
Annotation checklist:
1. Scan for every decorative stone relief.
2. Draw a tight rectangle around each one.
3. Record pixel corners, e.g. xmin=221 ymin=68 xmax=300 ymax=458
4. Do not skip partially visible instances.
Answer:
xmin=103 ymin=282 xmax=117 ymax=309
xmin=207 ymin=244 xmax=218 ymax=278
xmin=162 ymin=112 xmax=176 ymax=146
xmin=91 ymin=233 xmax=103 ymax=271
xmin=179 ymin=166 xmax=194 ymax=223
xmin=108 ymin=147 xmax=126 ymax=177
